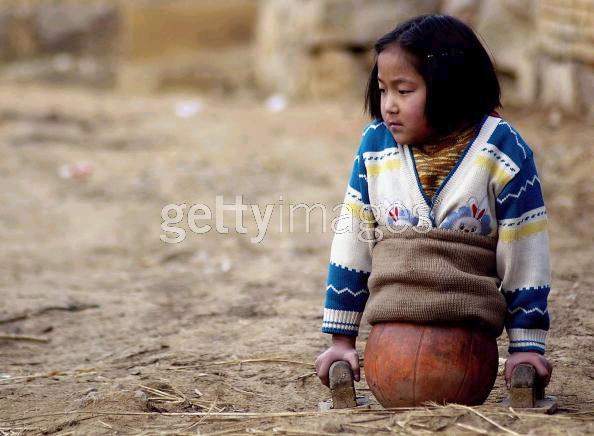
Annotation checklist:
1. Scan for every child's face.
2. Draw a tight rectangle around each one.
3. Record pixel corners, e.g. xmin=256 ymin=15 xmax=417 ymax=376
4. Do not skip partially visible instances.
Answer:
xmin=377 ymin=44 xmax=433 ymax=145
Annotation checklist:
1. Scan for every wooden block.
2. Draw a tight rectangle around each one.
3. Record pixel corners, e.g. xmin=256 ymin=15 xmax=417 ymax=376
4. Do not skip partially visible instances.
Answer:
xmin=503 ymin=363 xmax=558 ymax=413
xmin=510 ymin=363 xmax=537 ymax=388
xmin=510 ymin=364 xmax=537 ymax=408
xmin=328 ymin=361 xmax=357 ymax=409
xmin=509 ymin=386 xmax=535 ymax=408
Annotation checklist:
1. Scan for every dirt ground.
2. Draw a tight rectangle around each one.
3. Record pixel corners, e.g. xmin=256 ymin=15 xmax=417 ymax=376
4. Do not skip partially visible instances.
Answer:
xmin=0 ymin=84 xmax=592 ymax=435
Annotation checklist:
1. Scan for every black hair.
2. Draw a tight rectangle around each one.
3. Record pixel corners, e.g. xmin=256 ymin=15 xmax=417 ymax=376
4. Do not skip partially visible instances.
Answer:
xmin=364 ymin=14 xmax=501 ymax=135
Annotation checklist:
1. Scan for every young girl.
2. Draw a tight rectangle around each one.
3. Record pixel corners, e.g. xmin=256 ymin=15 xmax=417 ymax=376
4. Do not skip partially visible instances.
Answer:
xmin=315 ymin=14 xmax=552 ymax=394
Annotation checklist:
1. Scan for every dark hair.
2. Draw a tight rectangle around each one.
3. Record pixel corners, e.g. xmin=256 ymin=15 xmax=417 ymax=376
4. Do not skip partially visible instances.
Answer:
xmin=364 ymin=14 xmax=501 ymax=135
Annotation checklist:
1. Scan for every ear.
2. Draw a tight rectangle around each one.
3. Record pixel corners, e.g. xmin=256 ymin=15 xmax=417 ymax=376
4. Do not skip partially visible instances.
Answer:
xmin=476 ymin=209 xmax=485 ymax=220
xmin=471 ymin=203 xmax=478 ymax=217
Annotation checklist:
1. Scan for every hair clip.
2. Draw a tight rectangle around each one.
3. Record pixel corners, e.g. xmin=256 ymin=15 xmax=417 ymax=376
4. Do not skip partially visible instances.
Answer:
xmin=426 ymin=49 xmax=465 ymax=60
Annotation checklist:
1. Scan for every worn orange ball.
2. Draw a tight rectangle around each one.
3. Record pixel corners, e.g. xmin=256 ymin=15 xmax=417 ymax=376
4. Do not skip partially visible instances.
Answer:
xmin=364 ymin=322 xmax=498 ymax=407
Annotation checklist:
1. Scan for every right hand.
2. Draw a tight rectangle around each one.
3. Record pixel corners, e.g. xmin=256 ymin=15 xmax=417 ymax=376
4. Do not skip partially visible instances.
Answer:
xmin=314 ymin=334 xmax=360 ymax=387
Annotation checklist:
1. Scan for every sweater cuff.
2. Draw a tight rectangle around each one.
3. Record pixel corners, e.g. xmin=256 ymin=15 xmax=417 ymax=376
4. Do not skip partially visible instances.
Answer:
xmin=507 ymin=328 xmax=547 ymax=355
xmin=321 ymin=308 xmax=363 ymax=337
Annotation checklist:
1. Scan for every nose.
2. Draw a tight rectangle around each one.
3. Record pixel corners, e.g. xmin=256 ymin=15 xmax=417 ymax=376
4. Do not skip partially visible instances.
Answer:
xmin=383 ymin=91 xmax=398 ymax=115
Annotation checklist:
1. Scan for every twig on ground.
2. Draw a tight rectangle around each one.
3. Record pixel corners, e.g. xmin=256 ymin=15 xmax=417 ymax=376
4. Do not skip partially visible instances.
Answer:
xmin=294 ymin=372 xmax=317 ymax=382
xmin=184 ymin=393 xmax=219 ymax=431
xmin=271 ymin=427 xmax=336 ymax=435
xmin=507 ymin=407 xmax=522 ymax=420
xmin=456 ymin=422 xmax=489 ymax=434
xmin=5 ymin=407 xmax=417 ymax=423
xmin=343 ymin=422 xmax=390 ymax=432
xmin=222 ymin=381 xmax=270 ymax=398
xmin=0 ymin=334 xmax=49 ymax=343
xmin=200 ymin=424 xmax=251 ymax=436
xmin=449 ymin=404 xmax=520 ymax=436
xmin=352 ymin=416 xmax=391 ymax=424
xmin=140 ymin=384 xmax=185 ymax=405
xmin=208 ymin=357 xmax=315 ymax=368
xmin=97 ymin=420 xmax=113 ymax=429
xmin=0 ymin=368 xmax=96 ymax=384
xmin=0 ymin=303 xmax=99 ymax=324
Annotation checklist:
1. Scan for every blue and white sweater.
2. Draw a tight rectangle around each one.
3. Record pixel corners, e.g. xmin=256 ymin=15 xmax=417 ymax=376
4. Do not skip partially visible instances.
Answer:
xmin=322 ymin=115 xmax=551 ymax=355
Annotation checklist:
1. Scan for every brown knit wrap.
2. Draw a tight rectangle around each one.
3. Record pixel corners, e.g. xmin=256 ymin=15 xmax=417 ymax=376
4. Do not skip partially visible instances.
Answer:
xmin=364 ymin=225 xmax=507 ymax=337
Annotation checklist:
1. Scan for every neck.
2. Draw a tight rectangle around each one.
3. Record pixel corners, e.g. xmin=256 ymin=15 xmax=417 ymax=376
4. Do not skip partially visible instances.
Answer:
xmin=412 ymin=123 xmax=478 ymax=152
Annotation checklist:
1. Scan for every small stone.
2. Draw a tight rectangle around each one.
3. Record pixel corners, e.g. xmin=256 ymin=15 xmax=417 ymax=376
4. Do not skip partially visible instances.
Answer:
xmin=134 ymin=389 xmax=148 ymax=402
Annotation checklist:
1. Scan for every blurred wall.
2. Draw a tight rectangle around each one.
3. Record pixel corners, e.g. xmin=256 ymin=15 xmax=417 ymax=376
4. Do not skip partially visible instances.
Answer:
xmin=0 ymin=0 xmax=592 ymax=116
xmin=0 ymin=0 xmax=258 ymax=92
xmin=254 ymin=0 xmax=440 ymax=99
xmin=443 ymin=0 xmax=594 ymax=115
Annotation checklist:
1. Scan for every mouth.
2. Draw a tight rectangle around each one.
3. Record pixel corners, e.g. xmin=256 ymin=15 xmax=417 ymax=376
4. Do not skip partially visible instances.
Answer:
xmin=386 ymin=121 xmax=403 ymax=130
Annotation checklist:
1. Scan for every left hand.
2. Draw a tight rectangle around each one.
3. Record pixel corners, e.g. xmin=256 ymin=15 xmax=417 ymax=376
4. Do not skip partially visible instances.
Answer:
xmin=505 ymin=352 xmax=553 ymax=389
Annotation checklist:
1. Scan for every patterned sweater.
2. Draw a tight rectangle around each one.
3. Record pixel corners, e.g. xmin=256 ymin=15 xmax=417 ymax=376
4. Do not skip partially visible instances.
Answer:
xmin=321 ymin=115 xmax=551 ymax=355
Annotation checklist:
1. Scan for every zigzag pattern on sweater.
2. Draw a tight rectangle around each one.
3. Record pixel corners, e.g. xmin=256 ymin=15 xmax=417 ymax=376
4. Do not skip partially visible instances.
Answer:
xmin=326 ymin=284 xmax=369 ymax=297
xmin=362 ymin=122 xmax=384 ymax=136
xmin=507 ymin=306 xmax=548 ymax=315
xmin=498 ymin=121 xmax=527 ymax=159
xmin=497 ymin=175 xmax=541 ymax=204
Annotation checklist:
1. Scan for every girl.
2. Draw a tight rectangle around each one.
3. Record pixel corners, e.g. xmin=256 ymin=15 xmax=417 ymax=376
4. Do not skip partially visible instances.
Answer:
xmin=315 ymin=14 xmax=552 ymax=396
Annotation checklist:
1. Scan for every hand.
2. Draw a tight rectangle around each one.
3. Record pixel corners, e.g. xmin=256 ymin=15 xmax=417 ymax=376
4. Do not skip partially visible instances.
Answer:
xmin=314 ymin=335 xmax=360 ymax=387
xmin=505 ymin=352 xmax=553 ymax=389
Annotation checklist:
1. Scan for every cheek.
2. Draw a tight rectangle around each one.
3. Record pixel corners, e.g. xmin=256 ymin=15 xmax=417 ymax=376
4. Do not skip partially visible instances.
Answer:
xmin=380 ymin=94 xmax=387 ymax=118
xmin=407 ymin=94 xmax=427 ymax=125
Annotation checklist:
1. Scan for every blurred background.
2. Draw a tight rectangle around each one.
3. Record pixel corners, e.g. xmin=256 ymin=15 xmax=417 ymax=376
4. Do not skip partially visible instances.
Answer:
xmin=0 ymin=0 xmax=592 ymax=108
xmin=1 ymin=1 xmax=593 ymax=434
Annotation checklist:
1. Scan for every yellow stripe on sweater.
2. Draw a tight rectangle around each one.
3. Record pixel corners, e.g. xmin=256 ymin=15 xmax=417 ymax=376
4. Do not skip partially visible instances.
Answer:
xmin=366 ymin=159 xmax=401 ymax=177
xmin=474 ymin=155 xmax=514 ymax=186
xmin=499 ymin=219 xmax=548 ymax=242
xmin=345 ymin=202 xmax=375 ymax=223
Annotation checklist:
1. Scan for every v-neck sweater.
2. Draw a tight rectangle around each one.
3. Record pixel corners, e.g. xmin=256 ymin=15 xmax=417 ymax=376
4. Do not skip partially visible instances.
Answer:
xmin=411 ymin=124 xmax=479 ymax=200
xmin=322 ymin=116 xmax=551 ymax=355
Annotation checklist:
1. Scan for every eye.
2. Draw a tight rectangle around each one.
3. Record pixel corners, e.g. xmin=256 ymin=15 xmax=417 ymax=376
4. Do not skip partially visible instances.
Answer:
xmin=398 ymin=90 xmax=412 ymax=95
xmin=379 ymin=88 xmax=386 ymax=94
xmin=459 ymin=224 xmax=465 ymax=230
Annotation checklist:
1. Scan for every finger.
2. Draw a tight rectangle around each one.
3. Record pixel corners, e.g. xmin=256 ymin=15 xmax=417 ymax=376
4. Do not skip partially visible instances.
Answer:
xmin=346 ymin=352 xmax=360 ymax=382
xmin=544 ymin=363 xmax=553 ymax=387
xmin=317 ymin=359 xmax=332 ymax=388
xmin=532 ymin=358 xmax=550 ymax=381
xmin=504 ymin=360 xmax=514 ymax=388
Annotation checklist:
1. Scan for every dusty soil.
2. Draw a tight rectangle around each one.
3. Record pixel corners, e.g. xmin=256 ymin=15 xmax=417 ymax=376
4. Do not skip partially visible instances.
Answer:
xmin=0 ymin=84 xmax=592 ymax=434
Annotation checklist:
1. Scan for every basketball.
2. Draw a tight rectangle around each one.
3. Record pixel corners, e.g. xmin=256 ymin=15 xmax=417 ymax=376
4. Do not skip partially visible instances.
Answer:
xmin=364 ymin=322 xmax=499 ymax=407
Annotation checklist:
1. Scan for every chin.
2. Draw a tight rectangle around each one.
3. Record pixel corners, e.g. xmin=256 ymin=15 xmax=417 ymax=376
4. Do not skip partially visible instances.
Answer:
xmin=391 ymin=132 xmax=409 ymax=145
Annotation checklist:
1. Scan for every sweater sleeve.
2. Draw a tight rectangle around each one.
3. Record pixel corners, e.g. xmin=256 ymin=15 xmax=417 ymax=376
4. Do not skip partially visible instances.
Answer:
xmin=495 ymin=151 xmax=551 ymax=355
xmin=321 ymin=124 xmax=377 ymax=337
